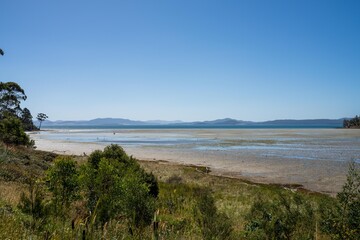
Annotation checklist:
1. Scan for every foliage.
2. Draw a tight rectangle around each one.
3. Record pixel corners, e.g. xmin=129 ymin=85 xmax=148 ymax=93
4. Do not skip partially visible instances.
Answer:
xmin=46 ymin=156 xmax=79 ymax=215
xmin=1 ymin=49 xmax=36 ymax=146
xmin=194 ymin=188 xmax=233 ymax=240
xmin=0 ymin=201 xmax=31 ymax=239
xmin=36 ymin=112 xmax=48 ymax=130
xmin=121 ymin=173 xmax=156 ymax=229
xmin=343 ymin=115 xmax=360 ymax=128
xmin=21 ymin=108 xmax=37 ymax=131
xmin=0 ymin=82 xmax=37 ymax=147
xmin=18 ymin=180 xmax=49 ymax=230
xmin=244 ymin=191 xmax=316 ymax=239
xmin=320 ymin=161 xmax=360 ymax=239
xmin=0 ymin=114 xmax=34 ymax=147
xmin=85 ymin=156 xmax=124 ymax=224
xmin=80 ymin=144 xmax=158 ymax=227
xmin=0 ymin=82 xmax=27 ymax=118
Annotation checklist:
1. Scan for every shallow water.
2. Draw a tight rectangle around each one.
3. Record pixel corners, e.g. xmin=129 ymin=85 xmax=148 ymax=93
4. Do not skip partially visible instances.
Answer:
xmin=32 ymin=128 xmax=360 ymax=193
xmin=39 ymin=128 xmax=360 ymax=163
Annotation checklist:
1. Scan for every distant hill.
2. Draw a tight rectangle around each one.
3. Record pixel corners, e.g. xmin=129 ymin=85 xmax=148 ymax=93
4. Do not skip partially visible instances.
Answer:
xmin=189 ymin=118 xmax=253 ymax=125
xmin=36 ymin=117 xmax=346 ymax=128
xmin=38 ymin=118 xmax=146 ymax=126
xmin=260 ymin=119 xmax=345 ymax=127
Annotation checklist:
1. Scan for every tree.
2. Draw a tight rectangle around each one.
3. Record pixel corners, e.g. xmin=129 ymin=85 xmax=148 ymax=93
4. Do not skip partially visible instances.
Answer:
xmin=21 ymin=108 xmax=37 ymax=131
xmin=344 ymin=115 xmax=360 ymax=128
xmin=36 ymin=113 xmax=48 ymax=130
xmin=0 ymin=82 xmax=27 ymax=118
xmin=0 ymin=114 xmax=34 ymax=147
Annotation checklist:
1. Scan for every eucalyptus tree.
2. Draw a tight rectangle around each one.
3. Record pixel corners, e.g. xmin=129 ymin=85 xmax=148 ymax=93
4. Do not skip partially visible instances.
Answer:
xmin=36 ymin=113 xmax=48 ymax=130
xmin=0 ymin=82 xmax=27 ymax=118
xmin=21 ymin=108 xmax=37 ymax=131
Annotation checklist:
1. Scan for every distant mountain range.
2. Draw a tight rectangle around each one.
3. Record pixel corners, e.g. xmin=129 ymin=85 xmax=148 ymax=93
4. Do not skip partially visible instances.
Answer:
xmin=36 ymin=117 xmax=346 ymax=127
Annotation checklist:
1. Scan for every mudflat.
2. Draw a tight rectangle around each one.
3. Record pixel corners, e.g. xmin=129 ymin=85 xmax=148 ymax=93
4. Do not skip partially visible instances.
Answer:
xmin=30 ymin=128 xmax=360 ymax=195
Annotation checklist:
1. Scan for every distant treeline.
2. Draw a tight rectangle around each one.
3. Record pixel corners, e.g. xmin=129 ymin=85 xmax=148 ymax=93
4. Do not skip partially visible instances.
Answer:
xmin=343 ymin=115 xmax=360 ymax=128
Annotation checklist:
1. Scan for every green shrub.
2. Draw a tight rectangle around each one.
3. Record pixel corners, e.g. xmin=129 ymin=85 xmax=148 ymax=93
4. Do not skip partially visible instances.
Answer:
xmin=90 ymin=157 xmax=124 ymax=223
xmin=46 ymin=156 xmax=79 ymax=215
xmin=18 ymin=180 xmax=49 ymax=230
xmin=245 ymin=191 xmax=315 ymax=239
xmin=80 ymin=144 xmax=158 ymax=228
xmin=194 ymin=188 xmax=233 ymax=240
xmin=0 ymin=115 xmax=34 ymax=147
xmin=121 ymin=173 xmax=156 ymax=229
xmin=320 ymin=161 xmax=360 ymax=240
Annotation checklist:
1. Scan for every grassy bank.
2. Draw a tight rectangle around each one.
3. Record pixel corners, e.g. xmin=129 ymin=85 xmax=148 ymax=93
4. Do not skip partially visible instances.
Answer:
xmin=0 ymin=143 xmax=356 ymax=239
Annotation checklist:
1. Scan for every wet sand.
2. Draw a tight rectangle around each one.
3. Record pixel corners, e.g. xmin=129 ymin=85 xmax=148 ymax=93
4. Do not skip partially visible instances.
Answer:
xmin=29 ymin=128 xmax=360 ymax=195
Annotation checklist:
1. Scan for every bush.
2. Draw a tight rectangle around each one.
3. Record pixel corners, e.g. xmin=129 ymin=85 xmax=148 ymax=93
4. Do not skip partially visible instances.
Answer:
xmin=46 ymin=156 xmax=79 ymax=215
xmin=194 ymin=188 xmax=233 ymax=240
xmin=0 ymin=115 xmax=34 ymax=147
xmin=89 ymin=157 xmax=124 ymax=223
xmin=80 ymin=144 xmax=158 ymax=228
xmin=245 ymin=191 xmax=315 ymax=239
xmin=121 ymin=173 xmax=156 ymax=229
xmin=18 ymin=180 xmax=49 ymax=230
xmin=320 ymin=161 xmax=360 ymax=239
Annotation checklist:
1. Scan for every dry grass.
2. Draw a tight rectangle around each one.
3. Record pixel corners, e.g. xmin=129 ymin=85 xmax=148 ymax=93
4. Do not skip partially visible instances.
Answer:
xmin=0 ymin=181 xmax=27 ymax=204
xmin=138 ymin=159 xmax=334 ymax=238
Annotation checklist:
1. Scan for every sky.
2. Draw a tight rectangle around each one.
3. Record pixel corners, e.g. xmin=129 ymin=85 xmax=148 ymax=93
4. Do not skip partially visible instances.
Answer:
xmin=1 ymin=0 xmax=359 ymax=121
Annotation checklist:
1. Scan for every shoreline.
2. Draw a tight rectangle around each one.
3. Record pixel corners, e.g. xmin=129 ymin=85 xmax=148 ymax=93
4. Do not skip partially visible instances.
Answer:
xmin=29 ymin=129 xmax=356 ymax=196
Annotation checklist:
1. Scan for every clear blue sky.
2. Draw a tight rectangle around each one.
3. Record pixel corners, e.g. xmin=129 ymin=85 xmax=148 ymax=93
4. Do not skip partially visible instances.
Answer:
xmin=1 ymin=0 xmax=359 ymax=121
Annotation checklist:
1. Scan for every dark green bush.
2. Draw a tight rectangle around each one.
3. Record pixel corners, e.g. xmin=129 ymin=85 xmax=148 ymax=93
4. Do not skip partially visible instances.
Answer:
xmin=80 ymin=144 xmax=158 ymax=228
xmin=121 ymin=173 xmax=156 ymax=229
xmin=0 ymin=115 xmax=34 ymax=147
xmin=46 ymin=156 xmax=79 ymax=215
xmin=245 ymin=191 xmax=315 ymax=239
xmin=320 ymin=161 xmax=360 ymax=240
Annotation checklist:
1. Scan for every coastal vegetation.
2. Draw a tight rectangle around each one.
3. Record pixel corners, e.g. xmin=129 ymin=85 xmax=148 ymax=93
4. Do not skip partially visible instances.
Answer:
xmin=0 ymin=53 xmax=44 ymax=144
xmin=0 ymin=140 xmax=359 ymax=239
xmin=343 ymin=115 xmax=360 ymax=128
xmin=0 ymin=81 xmax=36 ymax=147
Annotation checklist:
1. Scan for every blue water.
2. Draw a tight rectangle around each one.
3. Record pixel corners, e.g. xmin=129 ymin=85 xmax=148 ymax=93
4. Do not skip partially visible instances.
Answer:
xmin=38 ymin=127 xmax=360 ymax=164
xmin=43 ymin=124 xmax=342 ymax=130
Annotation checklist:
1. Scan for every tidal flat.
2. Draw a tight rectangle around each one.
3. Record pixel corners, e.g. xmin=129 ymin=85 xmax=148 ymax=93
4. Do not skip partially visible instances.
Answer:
xmin=30 ymin=128 xmax=360 ymax=195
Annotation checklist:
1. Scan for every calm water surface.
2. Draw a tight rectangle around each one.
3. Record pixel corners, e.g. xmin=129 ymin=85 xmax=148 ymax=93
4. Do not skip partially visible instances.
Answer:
xmin=39 ymin=128 xmax=360 ymax=163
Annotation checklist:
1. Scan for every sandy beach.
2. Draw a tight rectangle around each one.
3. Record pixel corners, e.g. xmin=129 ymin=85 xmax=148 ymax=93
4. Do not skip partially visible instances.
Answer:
xmin=29 ymin=128 xmax=360 ymax=195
